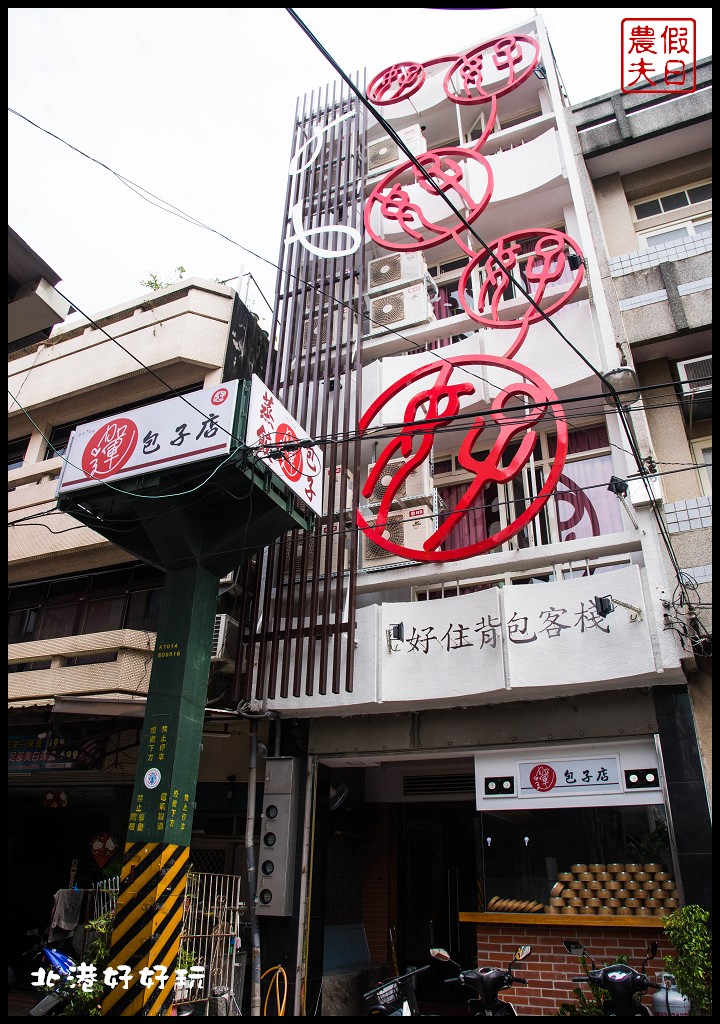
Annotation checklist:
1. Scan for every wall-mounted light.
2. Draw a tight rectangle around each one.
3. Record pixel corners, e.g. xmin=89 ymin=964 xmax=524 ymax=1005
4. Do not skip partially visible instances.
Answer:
xmin=601 ymin=367 xmax=641 ymax=409
xmin=594 ymin=594 xmax=643 ymax=622
xmin=386 ymin=622 xmax=404 ymax=652
xmin=533 ymin=64 xmax=547 ymax=80
xmin=607 ymin=475 xmax=638 ymax=528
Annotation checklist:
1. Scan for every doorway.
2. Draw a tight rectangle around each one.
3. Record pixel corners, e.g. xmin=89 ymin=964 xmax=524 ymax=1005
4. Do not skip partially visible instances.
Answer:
xmin=397 ymin=804 xmax=479 ymax=1009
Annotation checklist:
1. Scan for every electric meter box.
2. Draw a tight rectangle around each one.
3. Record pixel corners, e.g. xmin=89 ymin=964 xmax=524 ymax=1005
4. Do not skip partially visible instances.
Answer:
xmin=256 ymin=757 xmax=302 ymax=917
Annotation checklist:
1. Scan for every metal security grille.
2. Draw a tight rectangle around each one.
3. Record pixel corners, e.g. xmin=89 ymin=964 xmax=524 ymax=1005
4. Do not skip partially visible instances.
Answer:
xmin=237 ymin=72 xmax=367 ymax=702
xmin=175 ymin=873 xmax=246 ymax=1010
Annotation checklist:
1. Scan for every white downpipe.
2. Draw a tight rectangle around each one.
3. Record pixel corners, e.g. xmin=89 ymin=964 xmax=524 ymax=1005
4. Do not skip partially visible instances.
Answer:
xmin=294 ymin=755 xmax=318 ymax=1016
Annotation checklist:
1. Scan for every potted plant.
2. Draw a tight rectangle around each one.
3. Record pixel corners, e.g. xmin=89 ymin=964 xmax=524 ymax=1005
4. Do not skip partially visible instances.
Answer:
xmin=662 ymin=904 xmax=712 ymax=1016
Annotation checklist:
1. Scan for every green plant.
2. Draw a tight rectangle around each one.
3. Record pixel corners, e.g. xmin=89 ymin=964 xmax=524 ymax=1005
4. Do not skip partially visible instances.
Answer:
xmin=56 ymin=910 xmax=115 ymax=1016
xmin=140 ymin=266 xmax=186 ymax=291
xmin=663 ymin=904 xmax=712 ymax=1015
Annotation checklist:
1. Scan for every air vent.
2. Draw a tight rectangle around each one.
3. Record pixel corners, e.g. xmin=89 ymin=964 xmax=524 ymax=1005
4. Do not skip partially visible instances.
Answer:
xmin=364 ymin=283 xmax=436 ymax=337
xmin=403 ymin=773 xmax=475 ymax=796
xmin=677 ymin=355 xmax=711 ymax=394
xmin=363 ymin=513 xmax=405 ymax=561
xmin=365 ymin=458 xmax=433 ymax=508
xmin=367 ymin=123 xmax=426 ymax=178
xmin=362 ymin=508 xmax=435 ymax=567
xmin=368 ymin=252 xmax=428 ymax=295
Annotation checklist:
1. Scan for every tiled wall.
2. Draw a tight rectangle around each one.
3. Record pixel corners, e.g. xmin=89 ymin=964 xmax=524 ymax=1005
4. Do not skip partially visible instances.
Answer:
xmin=664 ymin=496 xmax=712 ymax=533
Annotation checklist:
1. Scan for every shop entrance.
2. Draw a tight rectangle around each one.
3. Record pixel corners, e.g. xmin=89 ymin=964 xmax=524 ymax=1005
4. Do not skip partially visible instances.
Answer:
xmin=397 ymin=804 xmax=479 ymax=1009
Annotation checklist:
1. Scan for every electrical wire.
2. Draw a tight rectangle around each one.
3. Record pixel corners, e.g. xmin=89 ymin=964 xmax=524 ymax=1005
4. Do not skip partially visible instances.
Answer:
xmin=260 ymin=965 xmax=287 ymax=1016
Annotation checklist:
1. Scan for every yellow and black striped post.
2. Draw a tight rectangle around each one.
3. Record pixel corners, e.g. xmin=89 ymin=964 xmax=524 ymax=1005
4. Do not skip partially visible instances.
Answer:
xmin=101 ymin=565 xmax=218 ymax=1016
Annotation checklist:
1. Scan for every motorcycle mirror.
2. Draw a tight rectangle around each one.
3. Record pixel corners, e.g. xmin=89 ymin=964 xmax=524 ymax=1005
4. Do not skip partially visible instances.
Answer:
xmin=514 ymin=945 xmax=532 ymax=962
xmin=430 ymin=948 xmax=451 ymax=962
xmin=647 ymin=941 xmax=658 ymax=959
xmin=563 ymin=940 xmax=585 ymax=956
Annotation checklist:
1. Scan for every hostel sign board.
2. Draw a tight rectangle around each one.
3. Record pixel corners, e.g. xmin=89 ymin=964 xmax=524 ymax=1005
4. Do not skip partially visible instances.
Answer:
xmin=245 ymin=374 xmax=324 ymax=517
xmin=57 ymin=380 xmax=239 ymax=495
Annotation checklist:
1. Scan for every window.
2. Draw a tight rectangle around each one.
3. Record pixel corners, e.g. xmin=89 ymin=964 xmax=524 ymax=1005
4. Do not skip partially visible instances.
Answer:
xmin=691 ymin=437 xmax=712 ymax=496
xmin=434 ymin=423 xmax=625 ymax=554
xmin=640 ymin=219 xmax=712 ymax=248
xmin=8 ymin=435 xmax=30 ymax=470
xmin=634 ymin=182 xmax=711 ymax=221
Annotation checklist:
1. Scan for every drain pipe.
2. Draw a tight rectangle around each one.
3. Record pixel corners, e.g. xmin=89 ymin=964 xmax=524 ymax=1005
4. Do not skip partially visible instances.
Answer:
xmin=245 ymin=716 xmax=262 ymax=1017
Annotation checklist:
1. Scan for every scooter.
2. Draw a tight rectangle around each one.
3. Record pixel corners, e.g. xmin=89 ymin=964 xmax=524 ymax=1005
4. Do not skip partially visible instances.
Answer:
xmin=25 ymin=928 xmax=78 ymax=1016
xmin=430 ymin=944 xmax=532 ymax=1016
xmin=564 ymin=938 xmax=661 ymax=1017
xmin=363 ymin=964 xmax=430 ymax=1016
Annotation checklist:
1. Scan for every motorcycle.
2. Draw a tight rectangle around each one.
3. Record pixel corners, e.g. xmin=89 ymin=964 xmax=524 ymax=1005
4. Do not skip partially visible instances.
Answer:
xmin=563 ymin=938 xmax=661 ymax=1017
xmin=24 ymin=928 xmax=79 ymax=1016
xmin=429 ymin=944 xmax=532 ymax=1016
xmin=363 ymin=964 xmax=430 ymax=1016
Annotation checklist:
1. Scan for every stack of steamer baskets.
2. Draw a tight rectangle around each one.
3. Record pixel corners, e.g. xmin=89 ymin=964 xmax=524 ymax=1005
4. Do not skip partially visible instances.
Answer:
xmin=546 ymin=862 xmax=680 ymax=916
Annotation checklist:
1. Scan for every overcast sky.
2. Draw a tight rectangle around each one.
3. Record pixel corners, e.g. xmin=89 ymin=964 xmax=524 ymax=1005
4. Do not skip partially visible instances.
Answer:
xmin=8 ymin=7 xmax=713 ymax=327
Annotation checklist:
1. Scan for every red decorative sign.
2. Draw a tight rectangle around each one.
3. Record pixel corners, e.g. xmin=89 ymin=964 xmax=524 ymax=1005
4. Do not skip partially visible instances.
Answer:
xmin=528 ymin=764 xmax=557 ymax=792
xmin=364 ymin=148 xmax=493 ymax=252
xmin=90 ymin=833 xmax=118 ymax=869
xmin=357 ymin=356 xmax=568 ymax=562
xmin=81 ymin=418 xmax=139 ymax=480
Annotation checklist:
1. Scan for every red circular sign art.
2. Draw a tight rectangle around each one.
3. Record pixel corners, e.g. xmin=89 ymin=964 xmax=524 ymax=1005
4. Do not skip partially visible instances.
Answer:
xmin=367 ymin=61 xmax=426 ymax=104
xmin=443 ymin=35 xmax=540 ymax=104
xmin=274 ymin=423 xmax=304 ymax=483
xmin=357 ymin=355 xmax=568 ymax=562
xmin=529 ymin=764 xmax=557 ymax=793
xmin=458 ymin=230 xmax=585 ymax=348
xmin=211 ymin=387 xmax=230 ymax=406
xmin=81 ymin=418 xmax=138 ymax=480
xmin=364 ymin=148 xmax=493 ymax=252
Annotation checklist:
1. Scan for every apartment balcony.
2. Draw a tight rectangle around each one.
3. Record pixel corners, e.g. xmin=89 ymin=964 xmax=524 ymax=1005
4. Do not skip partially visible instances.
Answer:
xmin=8 ymin=628 xmax=156 ymax=708
xmin=7 ymin=278 xmax=233 ymax=425
xmin=608 ymin=233 xmax=712 ymax=345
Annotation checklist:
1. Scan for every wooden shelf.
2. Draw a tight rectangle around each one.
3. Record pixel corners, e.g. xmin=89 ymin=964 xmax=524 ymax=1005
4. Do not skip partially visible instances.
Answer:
xmin=459 ymin=912 xmax=666 ymax=928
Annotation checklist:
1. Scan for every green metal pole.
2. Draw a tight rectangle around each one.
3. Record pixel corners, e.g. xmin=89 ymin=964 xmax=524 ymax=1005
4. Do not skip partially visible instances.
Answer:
xmin=102 ymin=564 xmax=219 ymax=1017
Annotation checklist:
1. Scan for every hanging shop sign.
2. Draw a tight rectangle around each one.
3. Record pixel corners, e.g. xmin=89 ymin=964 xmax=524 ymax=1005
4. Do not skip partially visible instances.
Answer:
xmin=8 ymin=730 xmax=106 ymax=773
xmin=474 ymin=738 xmax=662 ymax=811
xmin=57 ymin=380 xmax=240 ymax=495
xmin=358 ymin=33 xmax=585 ymax=563
xmin=245 ymin=374 xmax=324 ymax=516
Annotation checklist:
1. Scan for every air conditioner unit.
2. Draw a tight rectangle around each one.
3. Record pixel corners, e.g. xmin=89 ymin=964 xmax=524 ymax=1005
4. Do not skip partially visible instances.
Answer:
xmin=323 ymin=466 xmax=354 ymax=515
xmin=677 ymin=355 xmax=712 ymax=395
xmin=211 ymin=614 xmax=240 ymax=669
xmin=364 ymin=283 xmax=437 ymax=338
xmin=367 ymin=123 xmax=426 ymax=179
xmin=361 ymin=507 xmax=435 ymax=568
xmin=283 ymin=521 xmax=347 ymax=581
xmin=364 ymin=458 xmax=433 ymax=508
xmin=367 ymin=252 xmax=429 ymax=296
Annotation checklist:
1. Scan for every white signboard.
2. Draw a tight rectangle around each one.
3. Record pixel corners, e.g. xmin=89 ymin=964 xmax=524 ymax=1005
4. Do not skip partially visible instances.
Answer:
xmin=57 ymin=381 xmax=239 ymax=495
xmin=474 ymin=739 xmax=662 ymax=810
xmin=245 ymin=374 xmax=324 ymax=516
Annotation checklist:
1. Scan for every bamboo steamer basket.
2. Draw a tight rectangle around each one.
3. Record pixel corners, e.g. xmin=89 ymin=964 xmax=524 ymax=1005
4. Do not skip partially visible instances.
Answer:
xmin=625 ymin=863 xmax=642 ymax=873
xmin=569 ymin=897 xmax=584 ymax=908
xmin=644 ymin=863 xmax=663 ymax=873
xmin=615 ymin=889 xmax=630 ymax=900
xmin=569 ymin=880 xmax=583 ymax=890
xmin=643 ymin=879 xmax=660 ymax=892
xmin=544 ymin=905 xmax=555 ymax=914
xmin=579 ymin=889 xmax=593 ymax=900
xmin=589 ymin=863 xmax=606 ymax=872
xmin=635 ymin=872 xmax=651 ymax=883
xmin=596 ymin=871 xmax=612 ymax=882
xmin=587 ymin=898 xmax=601 ymax=909
xmin=597 ymin=906 xmax=614 ymax=916
xmin=645 ymin=898 xmax=660 ymax=911
xmin=551 ymin=882 xmax=565 ymax=897
xmin=661 ymin=880 xmax=676 ymax=891
xmin=635 ymin=905 xmax=654 ymax=916
xmin=550 ymin=897 xmax=566 ymax=908
xmin=625 ymin=880 xmax=640 ymax=891
xmin=578 ymin=872 xmax=593 ymax=883
xmin=656 ymin=873 xmax=672 ymax=883
xmin=625 ymin=898 xmax=641 ymax=910
xmin=664 ymin=898 xmax=679 ymax=911
xmin=607 ymin=863 xmax=624 ymax=873
xmin=561 ymin=889 xmax=574 ymax=899
xmin=561 ymin=905 xmax=578 ymax=915
xmin=616 ymin=871 xmax=631 ymax=883
xmin=606 ymin=880 xmax=621 ymax=891
xmin=607 ymin=898 xmax=621 ymax=909
xmin=558 ymin=872 xmax=573 ymax=882
xmin=571 ymin=864 xmax=589 ymax=873
xmin=597 ymin=889 xmax=611 ymax=900
xmin=588 ymin=880 xmax=602 ymax=891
